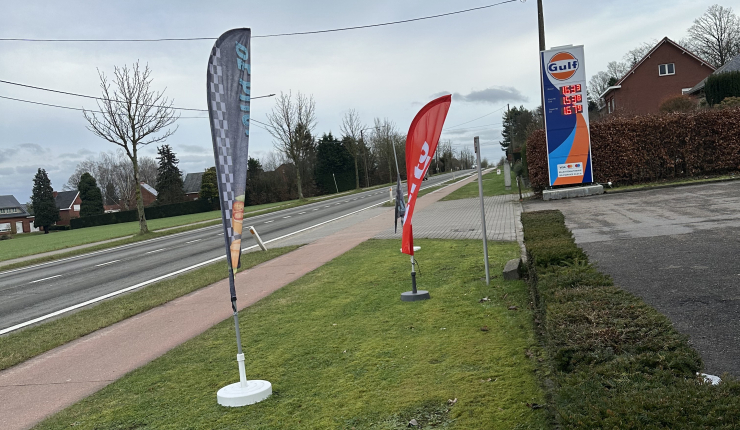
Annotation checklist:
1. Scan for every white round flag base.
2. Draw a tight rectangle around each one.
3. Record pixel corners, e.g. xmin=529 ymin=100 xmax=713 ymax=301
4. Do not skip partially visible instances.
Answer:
xmin=217 ymin=380 xmax=272 ymax=407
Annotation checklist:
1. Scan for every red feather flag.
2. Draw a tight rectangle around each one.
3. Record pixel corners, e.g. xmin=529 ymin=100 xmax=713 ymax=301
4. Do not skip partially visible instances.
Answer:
xmin=402 ymin=95 xmax=452 ymax=255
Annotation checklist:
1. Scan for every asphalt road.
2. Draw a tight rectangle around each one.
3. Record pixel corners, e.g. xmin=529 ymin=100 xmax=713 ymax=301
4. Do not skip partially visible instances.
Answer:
xmin=0 ymin=171 xmax=470 ymax=333
xmin=525 ymin=180 xmax=740 ymax=377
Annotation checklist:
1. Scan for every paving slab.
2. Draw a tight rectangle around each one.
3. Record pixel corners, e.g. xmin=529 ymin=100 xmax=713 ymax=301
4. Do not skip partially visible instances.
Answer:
xmin=0 ymin=171 xmax=485 ymax=430
xmin=525 ymin=180 xmax=740 ymax=377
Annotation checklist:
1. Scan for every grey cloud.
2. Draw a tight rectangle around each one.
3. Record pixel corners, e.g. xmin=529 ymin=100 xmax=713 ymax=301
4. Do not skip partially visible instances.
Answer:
xmin=452 ymin=87 xmax=528 ymax=104
xmin=15 ymin=166 xmax=40 ymax=176
xmin=180 ymin=144 xmax=209 ymax=153
xmin=429 ymin=91 xmax=452 ymax=99
xmin=19 ymin=143 xmax=46 ymax=154
xmin=0 ymin=148 xmax=14 ymax=163
xmin=0 ymin=167 xmax=15 ymax=176
xmin=58 ymin=149 xmax=95 ymax=159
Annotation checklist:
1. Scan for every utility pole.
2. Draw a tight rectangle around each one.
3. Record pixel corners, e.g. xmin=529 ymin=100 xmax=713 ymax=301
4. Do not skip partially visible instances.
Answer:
xmin=537 ymin=0 xmax=546 ymax=52
xmin=537 ymin=0 xmax=546 ymax=115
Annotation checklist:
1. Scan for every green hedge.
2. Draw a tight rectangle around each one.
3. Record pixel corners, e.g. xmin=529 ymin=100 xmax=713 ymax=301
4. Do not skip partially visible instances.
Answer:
xmin=70 ymin=199 xmax=215 ymax=229
xmin=522 ymin=210 xmax=740 ymax=428
xmin=706 ymin=71 xmax=740 ymax=106
xmin=526 ymin=109 xmax=740 ymax=192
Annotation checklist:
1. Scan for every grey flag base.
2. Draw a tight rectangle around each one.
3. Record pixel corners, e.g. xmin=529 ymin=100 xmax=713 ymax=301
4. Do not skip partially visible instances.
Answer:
xmin=401 ymin=247 xmax=430 ymax=301
xmin=217 ymin=267 xmax=272 ymax=407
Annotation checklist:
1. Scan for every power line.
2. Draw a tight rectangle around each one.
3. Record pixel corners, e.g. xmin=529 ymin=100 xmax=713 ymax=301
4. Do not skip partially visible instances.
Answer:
xmin=0 ymin=79 xmax=274 ymax=111
xmin=441 ymin=122 xmax=502 ymax=133
xmin=0 ymin=1 xmax=518 ymax=42
xmin=443 ymin=105 xmax=506 ymax=130
xmin=0 ymin=94 xmax=272 ymax=131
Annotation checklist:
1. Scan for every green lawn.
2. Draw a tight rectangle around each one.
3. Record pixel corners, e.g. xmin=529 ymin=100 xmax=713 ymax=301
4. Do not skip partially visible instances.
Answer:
xmin=0 ymin=246 xmax=299 ymax=372
xmin=34 ymin=239 xmax=547 ymax=429
xmin=1 ymin=186 xmax=414 ymax=264
xmin=442 ymin=169 xmax=528 ymax=201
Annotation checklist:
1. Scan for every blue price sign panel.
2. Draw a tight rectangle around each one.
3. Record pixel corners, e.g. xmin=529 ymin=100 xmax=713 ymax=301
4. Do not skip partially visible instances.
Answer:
xmin=540 ymin=45 xmax=593 ymax=186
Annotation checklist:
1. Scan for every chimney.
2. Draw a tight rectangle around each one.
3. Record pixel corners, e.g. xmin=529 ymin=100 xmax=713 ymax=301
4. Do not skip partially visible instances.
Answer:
xmin=53 ymin=191 xmax=58 ymax=198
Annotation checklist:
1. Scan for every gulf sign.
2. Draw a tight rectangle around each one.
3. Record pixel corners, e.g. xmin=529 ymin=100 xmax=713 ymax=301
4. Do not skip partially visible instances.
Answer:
xmin=540 ymin=45 xmax=593 ymax=187
xmin=547 ymin=52 xmax=579 ymax=81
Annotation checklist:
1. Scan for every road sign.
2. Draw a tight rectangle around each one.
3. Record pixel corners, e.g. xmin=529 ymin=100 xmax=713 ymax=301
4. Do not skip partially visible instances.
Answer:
xmin=540 ymin=45 xmax=593 ymax=187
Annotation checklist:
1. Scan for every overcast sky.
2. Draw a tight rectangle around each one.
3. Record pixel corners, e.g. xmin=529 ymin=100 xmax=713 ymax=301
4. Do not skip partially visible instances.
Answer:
xmin=0 ymin=0 xmax=720 ymax=202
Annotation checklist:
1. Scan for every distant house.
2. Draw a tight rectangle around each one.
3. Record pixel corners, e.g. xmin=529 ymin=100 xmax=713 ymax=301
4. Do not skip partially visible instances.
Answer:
xmin=118 ymin=182 xmax=159 ymax=210
xmin=54 ymin=190 xmax=81 ymax=226
xmin=140 ymin=182 xmax=158 ymax=206
xmin=686 ymin=54 xmax=740 ymax=98
xmin=183 ymin=172 xmax=203 ymax=201
xmin=0 ymin=195 xmax=35 ymax=234
xmin=600 ymin=37 xmax=715 ymax=115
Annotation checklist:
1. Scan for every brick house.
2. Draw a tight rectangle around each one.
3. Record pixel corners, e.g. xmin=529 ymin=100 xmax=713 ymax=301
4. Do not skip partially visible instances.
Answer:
xmin=686 ymin=54 xmax=740 ymax=98
xmin=140 ymin=182 xmax=158 ymax=206
xmin=54 ymin=190 xmax=81 ymax=226
xmin=0 ymin=195 xmax=35 ymax=234
xmin=601 ymin=37 xmax=715 ymax=115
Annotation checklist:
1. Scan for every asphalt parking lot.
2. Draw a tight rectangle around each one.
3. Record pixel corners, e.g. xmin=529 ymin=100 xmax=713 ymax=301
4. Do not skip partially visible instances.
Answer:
xmin=525 ymin=180 xmax=740 ymax=378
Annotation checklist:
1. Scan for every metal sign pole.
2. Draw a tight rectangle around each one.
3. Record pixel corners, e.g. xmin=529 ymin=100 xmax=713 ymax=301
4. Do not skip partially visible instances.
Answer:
xmin=474 ymin=137 xmax=490 ymax=285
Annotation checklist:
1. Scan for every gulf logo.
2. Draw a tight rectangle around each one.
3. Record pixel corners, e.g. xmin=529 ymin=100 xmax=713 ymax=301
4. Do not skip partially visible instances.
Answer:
xmin=547 ymin=52 xmax=579 ymax=81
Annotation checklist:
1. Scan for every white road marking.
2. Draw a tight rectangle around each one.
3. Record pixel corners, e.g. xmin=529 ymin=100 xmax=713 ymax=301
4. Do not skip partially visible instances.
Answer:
xmin=299 ymin=212 xmax=306 ymax=214
xmin=28 ymin=274 xmax=62 ymax=284
xmin=185 ymin=239 xmax=202 ymax=244
xmin=0 ymin=173 xmax=478 ymax=336
xmin=283 ymin=216 xmax=291 ymax=218
xmin=264 ymin=220 xmax=274 ymax=223
xmin=95 ymin=260 xmax=120 ymax=267
xmin=313 ymin=209 xmax=319 ymax=211
xmin=218 ymin=232 xmax=224 ymax=235
xmin=146 ymin=248 xmax=166 ymax=254
xmin=335 ymin=203 xmax=340 ymax=205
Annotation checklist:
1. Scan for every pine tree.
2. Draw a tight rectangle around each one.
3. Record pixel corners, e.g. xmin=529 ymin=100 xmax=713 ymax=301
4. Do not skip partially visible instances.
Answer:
xmin=199 ymin=167 xmax=218 ymax=205
xmin=105 ymin=182 xmax=119 ymax=206
xmin=155 ymin=144 xmax=184 ymax=205
xmin=31 ymin=168 xmax=60 ymax=234
xmin=78 ymin=172 xmax=105 ymax=217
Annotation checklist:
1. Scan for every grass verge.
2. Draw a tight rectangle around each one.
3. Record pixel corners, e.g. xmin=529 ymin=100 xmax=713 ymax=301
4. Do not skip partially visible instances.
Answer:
xmin=34 ymin=239 xmax=548 ymax=430
xmin=442 ymin=169 xmax=528 ymax=201
xmin=522 ymin=210 xmax=740 ymax=428
xmin=1 ymin=182 xmax=423 ymax=264
xmin=0 ymin=246 xmax=298 ymax=372
xmin=380 ymin=179 xmax=456 ymax=207
xmin=0 ymin=221 xmax=223 ymax=272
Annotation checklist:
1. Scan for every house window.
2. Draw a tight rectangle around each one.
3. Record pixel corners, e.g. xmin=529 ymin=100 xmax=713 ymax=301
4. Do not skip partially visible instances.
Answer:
xmin=0 ymin=223 xmax=10 ymax=232
xmin=0 ymin=208 xmax=21 ymax=214
xmin=607 ymin=98 xmax=616 ymax=113
xmin=659 ymin=63 xmax=675 ymax=76
xmin=73 ymin=204 xmax=80 ymax=211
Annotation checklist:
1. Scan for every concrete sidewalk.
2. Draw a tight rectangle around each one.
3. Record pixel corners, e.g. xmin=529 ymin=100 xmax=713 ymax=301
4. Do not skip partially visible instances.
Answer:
xmin=0 ymin=172 xmax=524 ymax=430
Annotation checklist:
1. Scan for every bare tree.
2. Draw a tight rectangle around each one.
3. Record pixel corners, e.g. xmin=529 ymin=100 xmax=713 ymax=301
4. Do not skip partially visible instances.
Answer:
xmin=371 ymin=118 xmax=400 ymax=184
xmin=138 ymin=156 xmax=158 ymax=187
xmin=623 ymin=41 xmax=656 ymax=68
xmin=339 ymin=109 xmax=365 ymax=189
xmin=686 ymin=4 xmax=740 ymax=67
xmin=83 ymin=61 xmax=178 ymax=234
xmin=266 ymin=91 xmax=317 ymax=200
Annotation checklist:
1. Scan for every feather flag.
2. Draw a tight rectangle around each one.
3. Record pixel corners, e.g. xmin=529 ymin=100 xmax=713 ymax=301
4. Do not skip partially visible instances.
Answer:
xmin=207 ymin=28 xmax=252 ymax=301
xmin=394 ymin=175 xmax=406 ymax=233
xmin=402 ymin=95 xmax=452 ymax=255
